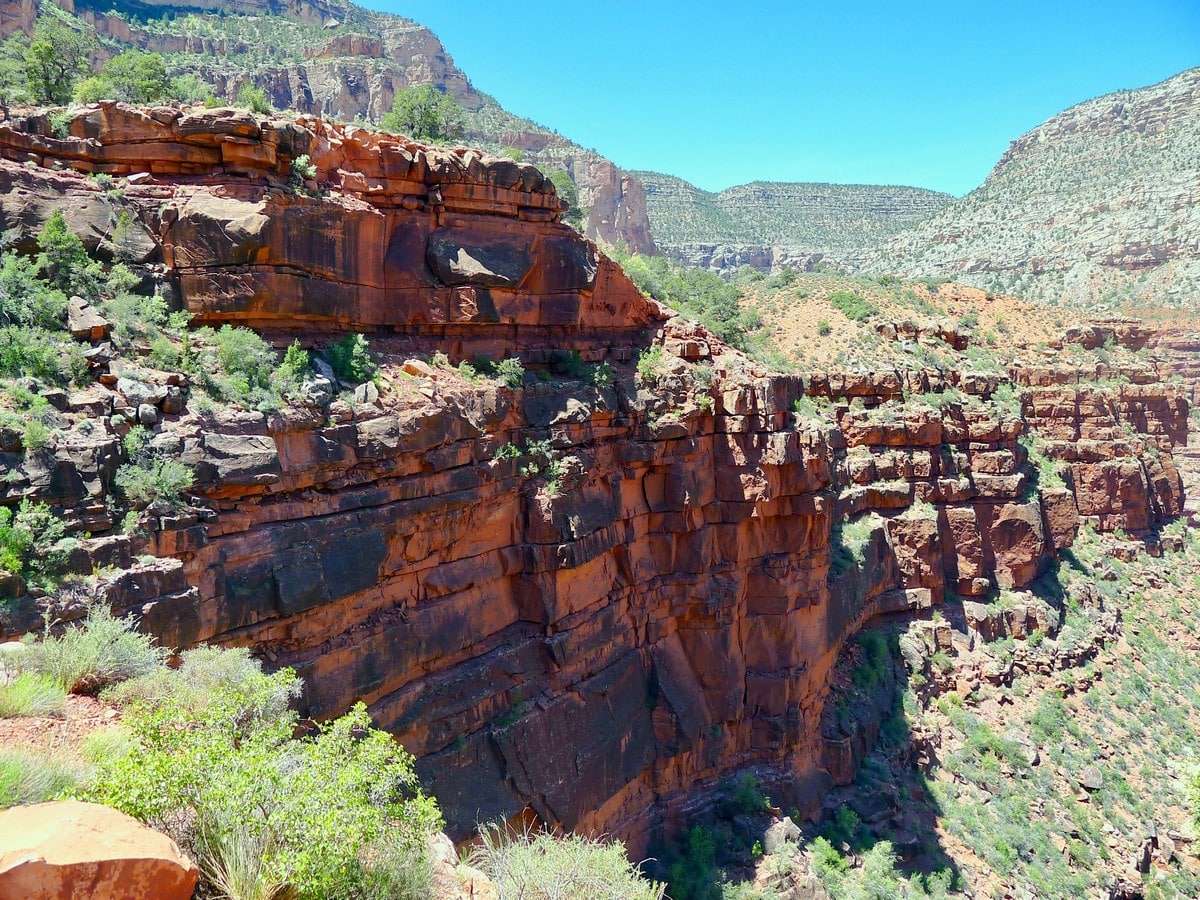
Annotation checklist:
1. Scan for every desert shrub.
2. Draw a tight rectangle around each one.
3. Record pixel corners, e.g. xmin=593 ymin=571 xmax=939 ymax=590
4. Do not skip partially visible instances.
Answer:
xmin=830 ymin=515 xmax=875 ymax=577
xmin=493 ymin=356 xmax=525 ymax=389
xmin=544 ymin=168 xmax=584 ymax=229
xmin=103 ymin=290 xmax=170 ymax=348
xmin=38 ymin=210 xmax=101 ymax=300
xmin=0 ymin=498 xmax=73 ymax=589
xmin=0 ymin=747 xmax=84 ymax=807
xmin=0 ymin=671 xmax=66 ymax=717
xmin=0 ymin=326 xmax=87 ymax=385
xmin=817 ymin=319 xmax=832 ymax=336
xmin=236 ymin=84 xmax=271 ymax=114
xmin=381 ymin=84 xmax=463 ymax=142
xmin=86 ymin=649 xmax=441 ymax=900
xmin=114 ymin=426 xmax=195 ymax=507
xmin=636 ymin=345 xmax=665 ymax=384
xmin=21 ymin=604 xmax=166 ymax=694
xmin=0 ymin=252 xmax=66 ymax=329
xmin=325 ymin=333 xmax=377 ymax=384
xmin=190 ymin=326 xmax=307 ymax=411
xmin=291 ymin=153 xmax=317 ymax=180
xmin=472 ymin=824 xmax=665 ymax=900
xmin=828 ymin=290 xmax=878 ymax=322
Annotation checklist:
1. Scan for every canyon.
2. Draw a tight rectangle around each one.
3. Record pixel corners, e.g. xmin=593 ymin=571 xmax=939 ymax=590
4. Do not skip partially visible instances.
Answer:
xmin=0 ymin=102 xmax=1194 ymax=865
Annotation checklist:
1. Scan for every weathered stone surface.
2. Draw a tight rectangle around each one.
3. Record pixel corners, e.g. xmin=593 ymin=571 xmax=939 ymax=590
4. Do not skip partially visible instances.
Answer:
xmin=0 ymin=801 xmax=198 ymax=900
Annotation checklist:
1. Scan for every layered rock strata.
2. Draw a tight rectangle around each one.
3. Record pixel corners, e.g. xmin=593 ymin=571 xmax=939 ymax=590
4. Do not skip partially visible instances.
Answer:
xmin=0 ymin=106 xmax=1190 ymax=854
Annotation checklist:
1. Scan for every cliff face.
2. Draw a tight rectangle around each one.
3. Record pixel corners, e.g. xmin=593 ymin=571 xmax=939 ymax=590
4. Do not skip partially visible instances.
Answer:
xmin=0 ymin=105 xmax=1191 ymax=852
xmin=20 ymin=0 xmax=658 ymax=255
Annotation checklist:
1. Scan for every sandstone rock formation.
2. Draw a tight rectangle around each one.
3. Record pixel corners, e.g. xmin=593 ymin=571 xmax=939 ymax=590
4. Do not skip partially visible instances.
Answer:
xmin=0 ymin=801 xmax=199 ymax=900
xmin=3 ymin=0 xmax=657 ymax=255
xmin=0 ymin=106 xmax=1191 ymax=858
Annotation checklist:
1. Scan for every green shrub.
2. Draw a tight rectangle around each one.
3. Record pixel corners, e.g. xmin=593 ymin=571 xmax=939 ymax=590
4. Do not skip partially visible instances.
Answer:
xmin=827 ymin=290 xmax=878 ymax=322
xmin=0 ymin=747 xmax=84 ymax=808
xmin=494 ymin=356 xmax=525 ymax=389
xmin=114 ymin=426 xmax=195 ymax=507
xmin=472 ymin=824 xmax=665 ymax=900
xmin=291 ymin=153 xmax=317 ymax=181
xmin=0 ymin=672 xmax=66 ymax=717
xmin=830 ymin=515 xmax=875 ymax=577
xmin=86 ymin=649 xmax=441 ymax=900
xmin=325 ymin=333 xmax=377 ymax=384
xmin=381 ymin=84 xmax=463 ymax=143
xmin=0 ymin=499 xmax=72 ymax=589
xmin=236 ymin=84 xmax=271 ymax=114
xmin=38 ymin=211 xmax=100 ymax=300
xmin=21 ymin=604 xmax=167 ymax=694
xmin=636 ymin=345 xmax=665 ymax=384
xmin=0 ymin=252 xmax=67 ymax=329
xmin=0 ymin=326 xmax=87 ymax=385
xmin=817 ymin=319 xmax=832 ymax=336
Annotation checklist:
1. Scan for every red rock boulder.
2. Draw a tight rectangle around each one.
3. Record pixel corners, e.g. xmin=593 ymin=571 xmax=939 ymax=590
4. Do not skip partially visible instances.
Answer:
xmin=0 ymin=801 xmax=198 ymax=900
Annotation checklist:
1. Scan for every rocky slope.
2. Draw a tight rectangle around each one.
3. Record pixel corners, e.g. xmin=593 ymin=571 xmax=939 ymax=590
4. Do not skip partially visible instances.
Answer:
xmin=636 ymin=171 xmax=951 ymax=275
xmin=1 ymin=0 xmax=657 ymax=254
xmin=0 ymin=103 xmax=1192 ymax=867
xmin=867 ymin=68 xmax=1200 ymax=310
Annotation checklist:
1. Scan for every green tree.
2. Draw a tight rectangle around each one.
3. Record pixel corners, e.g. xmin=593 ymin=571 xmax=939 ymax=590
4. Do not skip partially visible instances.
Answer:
xmin=37 ymin=210 xmax=98 ymax=298
xmin=235 ymin=84 xmax=271 ymax=114
xmin=0 ymin=33 xmax=31 ymax=109
xmin=24 ymin=13 xmax=95 ymax=104
xmin=74 ymin=51 xmax=174 ymax=104
xmin=545 ymin=168 xmax=584 ymax=229
xmin=381 ymin=84 xmax=463 ymax=143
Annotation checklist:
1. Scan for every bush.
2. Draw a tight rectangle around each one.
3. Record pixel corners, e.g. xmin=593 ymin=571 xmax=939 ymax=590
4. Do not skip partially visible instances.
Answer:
xmin=817 ymin=319 xmax=832 ymax=336
xmin=0 ymin=252 xmax=67 ymax=329
xmin=0 ymin=326 xmax=87 ymax=385
xmin=114 ymin=426 xmax=195 ymax=507
xmin=0 ymin=672 xmax=67 ymax=717
xmin=381 ymin=84 xmax=463 ymax=143
xmin=86 ymin=648 xmax=441 ymax=900
xmin=0 ymin=747 xmax=84 ymax=808
xmin=636 ymin=345 xmax=665 ymax=384
xmin=0 ymin=499 xmax=72 ymax=589
xmin=38 ymin=211 xmax=100 ymax=300
xmin=325 ymin=333 xmax=377 ymax=384
xmin=73 ymin=51 xmax=175 ymax=104
xmin=21 ymin=604 xmax=167 ymax=695
xmin=828 ymin=290 xmax=878 ymax=322
xmin=472 ymin=824 xmax=665 ymax=900
xmin=236 ymin=84 xmax=271 ymax=114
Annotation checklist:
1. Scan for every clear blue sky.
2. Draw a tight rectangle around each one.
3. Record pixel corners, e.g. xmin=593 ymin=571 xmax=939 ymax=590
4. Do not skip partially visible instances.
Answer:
xmin=374 ymin=0 xmax=1198 ymax=197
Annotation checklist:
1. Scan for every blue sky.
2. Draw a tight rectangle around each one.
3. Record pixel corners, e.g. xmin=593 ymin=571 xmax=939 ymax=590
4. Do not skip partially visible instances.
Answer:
xmin=375 ymin=1 xmax=1199 ymax=197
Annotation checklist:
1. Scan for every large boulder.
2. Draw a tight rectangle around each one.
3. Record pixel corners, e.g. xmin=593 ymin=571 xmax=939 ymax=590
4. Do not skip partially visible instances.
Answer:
xmin=0 ymin=801 xmax=198 ymax=900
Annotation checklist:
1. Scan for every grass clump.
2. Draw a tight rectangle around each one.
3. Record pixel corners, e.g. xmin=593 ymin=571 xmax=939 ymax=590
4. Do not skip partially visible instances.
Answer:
xmin=471 ymin=823 xmax=665 ymax=900
xmin=0 ymin=747 xmax=84 ymax=808
xmin=21 ymin=605 xmax=166 ymax=695
xmin=0 ymin=672 xmax=67 ymax=717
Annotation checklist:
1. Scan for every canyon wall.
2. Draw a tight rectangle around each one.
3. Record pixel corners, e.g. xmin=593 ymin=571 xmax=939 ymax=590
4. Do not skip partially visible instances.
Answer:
xmin=0 ymin=105 xmax=1191 ymax=852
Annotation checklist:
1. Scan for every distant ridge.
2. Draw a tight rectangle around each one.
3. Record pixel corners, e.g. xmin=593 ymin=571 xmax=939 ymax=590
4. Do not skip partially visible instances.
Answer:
xmin=866 ymin=67 xmax=1200 ymax=310
xmin=634 ymin=171 xmax=951 ymax=274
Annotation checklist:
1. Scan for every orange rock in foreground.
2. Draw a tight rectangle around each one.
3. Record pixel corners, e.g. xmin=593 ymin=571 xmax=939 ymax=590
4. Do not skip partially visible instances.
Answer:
xmin=0 ymin=801 xmax=198 ymax=900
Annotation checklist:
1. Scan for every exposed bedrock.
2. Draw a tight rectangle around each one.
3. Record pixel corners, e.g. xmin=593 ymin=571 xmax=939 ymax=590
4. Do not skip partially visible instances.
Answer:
xmin=0 ymin=105 xmax=1192 ymax=852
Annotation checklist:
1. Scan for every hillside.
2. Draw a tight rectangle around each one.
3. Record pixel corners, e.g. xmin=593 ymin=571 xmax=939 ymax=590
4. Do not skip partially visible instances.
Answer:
xmin=868 ymin=67 xmax=1200 ymax=311
xmin=1 ymin=0 xmax=657 ymax=253
xmin=635 ymin=170 xmax=951 ymax=274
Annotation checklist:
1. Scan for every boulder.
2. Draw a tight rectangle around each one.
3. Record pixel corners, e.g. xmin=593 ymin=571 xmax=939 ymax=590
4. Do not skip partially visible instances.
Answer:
xmin=763 ymin=816 xmax=802 ymax=854
xmin=0 ymin=800 xmax=198 ymax=900
xmin=67 ymin=296 xmax=109 ymax=342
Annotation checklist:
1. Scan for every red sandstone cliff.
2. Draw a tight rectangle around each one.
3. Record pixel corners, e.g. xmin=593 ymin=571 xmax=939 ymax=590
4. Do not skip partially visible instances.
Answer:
xmin=0 ymin=104 xmax=1191 ymax=851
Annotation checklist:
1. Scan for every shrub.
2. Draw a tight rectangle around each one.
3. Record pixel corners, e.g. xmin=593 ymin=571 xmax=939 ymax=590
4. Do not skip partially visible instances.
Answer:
xmin=0 ymin=252 xmax=67 ymax=329
xmin=0 ymin=672 xmax=67 ymax=717
xmin=291 ymin=153 xmax=317 ymax=181
xmin=325 ymin=333 xmax=377 ymax=384
xmin=0 ymin=326 xmax=87 ymax=385
xmin=0 ymin=499 xmax=72 ymax=589
xmin=21 ymin=604 xmax=166 ymax=695
xmin=828 ymin=290 xmax=878 ymax=322
xmin=830 ymin=515 xmax=875 ymax=577
xmin=545 ymin=168 xmax=584 ymax=229
xmin=636 ymin=345 xmax=665 ymax=384
xmin=381 ymin=84 xmax=463 ymax=142
xmin=86 ymin=649 xmax=441 ymax=900
xmin=115 ymin=426 xmax=195 ymax=507
xmin=38 ymin=210 xmax=100 ymax=300
xmin=471 ymin=824 xmax=665 ymax=900
xmin=817 ymin=319 xmax=832 ymax=336
xmin=236 ymin=84 xmax=271 ymax=114
xmin=494 ymin=356 xmax=525 ymax=389
xmin=0 ymin=747 xmax=84 ymax=808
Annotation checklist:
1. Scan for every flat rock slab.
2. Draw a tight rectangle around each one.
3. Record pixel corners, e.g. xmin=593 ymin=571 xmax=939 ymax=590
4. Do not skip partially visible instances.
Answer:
xmin=0 ymin=800 xmax=198 ymax=900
